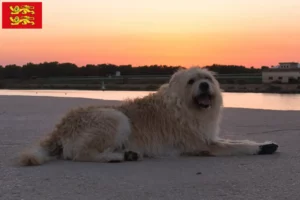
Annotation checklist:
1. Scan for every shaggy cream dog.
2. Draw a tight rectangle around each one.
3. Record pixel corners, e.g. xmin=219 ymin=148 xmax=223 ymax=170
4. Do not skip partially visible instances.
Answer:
xmin=18 ymin=67 xmax=278 ymax=166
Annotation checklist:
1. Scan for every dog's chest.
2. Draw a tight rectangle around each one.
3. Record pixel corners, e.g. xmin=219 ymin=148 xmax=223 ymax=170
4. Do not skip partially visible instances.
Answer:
xmin=177 ymin=115 xmax=218 ymax=141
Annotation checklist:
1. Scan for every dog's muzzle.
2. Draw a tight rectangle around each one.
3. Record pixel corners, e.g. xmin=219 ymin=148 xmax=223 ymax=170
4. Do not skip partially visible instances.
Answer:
xmin=193 ymin=82 xmax=213 ymax=109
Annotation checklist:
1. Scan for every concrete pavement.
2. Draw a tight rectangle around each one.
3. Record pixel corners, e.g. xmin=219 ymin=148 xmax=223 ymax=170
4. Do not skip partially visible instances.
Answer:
xmin=0 ymin=96 xmax=300 ymax=200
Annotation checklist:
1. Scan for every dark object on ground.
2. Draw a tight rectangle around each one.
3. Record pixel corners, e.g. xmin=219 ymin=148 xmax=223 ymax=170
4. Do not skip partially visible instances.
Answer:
xmin=258 ymin=143 xmax=279 ymax=155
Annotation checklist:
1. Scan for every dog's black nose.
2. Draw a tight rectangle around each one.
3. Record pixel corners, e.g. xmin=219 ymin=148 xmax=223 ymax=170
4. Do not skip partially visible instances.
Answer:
xmin=199 ymin=82 xmax=209 ymax=91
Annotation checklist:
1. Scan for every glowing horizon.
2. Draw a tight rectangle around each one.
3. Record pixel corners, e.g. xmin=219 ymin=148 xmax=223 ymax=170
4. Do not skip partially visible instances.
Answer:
xmin=1 ymin=0 xmax=300 ymax=68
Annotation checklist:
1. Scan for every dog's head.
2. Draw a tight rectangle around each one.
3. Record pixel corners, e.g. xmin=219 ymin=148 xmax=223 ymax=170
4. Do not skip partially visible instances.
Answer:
xmin=166 ymin=67 xmax=223 ymax=110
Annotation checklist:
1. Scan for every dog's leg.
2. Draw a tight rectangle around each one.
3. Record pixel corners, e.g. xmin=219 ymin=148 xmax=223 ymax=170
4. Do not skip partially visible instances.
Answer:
xmin=73 ymin=150 xmax=125 ymax=163
xmin=73 ymin=149 xmax=142 ymax=163
xmin=206 ymin=139 xmax=278 ymax=156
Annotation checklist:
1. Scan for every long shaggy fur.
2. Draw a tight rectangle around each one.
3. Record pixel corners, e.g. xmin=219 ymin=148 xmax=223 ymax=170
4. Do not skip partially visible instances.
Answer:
xmin=17 ymin=67 xmax=278 ymax=166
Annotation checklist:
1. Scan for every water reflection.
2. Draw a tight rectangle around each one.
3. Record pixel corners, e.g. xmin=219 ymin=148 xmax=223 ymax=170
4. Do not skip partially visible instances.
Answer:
xmin=0 ymin=89 xmax=300 ymax=111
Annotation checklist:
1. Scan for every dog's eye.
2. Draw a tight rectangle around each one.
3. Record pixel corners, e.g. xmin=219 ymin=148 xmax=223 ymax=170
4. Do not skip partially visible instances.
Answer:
xmin=205 ymin=76 xmax=212 ymax=81
xmin=187 ymin=79 xmax=195 ymax=85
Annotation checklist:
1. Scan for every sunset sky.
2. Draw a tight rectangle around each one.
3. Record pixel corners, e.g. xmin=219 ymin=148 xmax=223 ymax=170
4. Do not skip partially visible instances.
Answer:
xmin=1 ymin=0 xmax=300 ymax=68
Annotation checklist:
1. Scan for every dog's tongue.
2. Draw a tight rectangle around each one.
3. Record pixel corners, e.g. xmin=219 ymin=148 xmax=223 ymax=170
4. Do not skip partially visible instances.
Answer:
xmin=198 ymin=96 xmax=211 ymax=105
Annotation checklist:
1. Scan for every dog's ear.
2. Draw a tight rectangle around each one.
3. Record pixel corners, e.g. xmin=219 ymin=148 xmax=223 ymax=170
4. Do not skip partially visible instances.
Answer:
xmin=169 ymin=68 xmax=185 ymax=84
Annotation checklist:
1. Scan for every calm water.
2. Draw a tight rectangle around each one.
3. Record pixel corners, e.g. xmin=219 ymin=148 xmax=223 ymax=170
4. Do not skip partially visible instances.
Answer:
xmin=0 ymin=89 xmax=300 ymax=111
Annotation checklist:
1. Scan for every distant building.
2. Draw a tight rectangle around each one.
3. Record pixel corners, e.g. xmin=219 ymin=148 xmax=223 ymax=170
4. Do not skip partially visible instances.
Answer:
xmin=115 ymin=71 xmax=121 ymax=76
xmin=278 ymin=62 xmax=299 ymax=69
xmin=262 ymin=62 xmax=300 ymax=83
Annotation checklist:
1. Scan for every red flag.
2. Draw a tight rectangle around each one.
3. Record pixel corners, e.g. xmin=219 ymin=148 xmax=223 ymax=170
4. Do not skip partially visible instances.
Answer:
xmin=2 ymin=2 xmax=42 ymax=29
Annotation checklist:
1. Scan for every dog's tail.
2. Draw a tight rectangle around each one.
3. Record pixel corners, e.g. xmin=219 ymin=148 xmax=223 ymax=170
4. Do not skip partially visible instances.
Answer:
xmin=18 ymin=131 xmax=62 ymax=166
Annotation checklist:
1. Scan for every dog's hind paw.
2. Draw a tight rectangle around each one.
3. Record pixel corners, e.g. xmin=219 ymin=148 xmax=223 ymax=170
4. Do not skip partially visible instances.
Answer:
xmin=258 ymin=143 xmax=278 ymax=155
xmin=124 ymin=151 xmax=140 ymax=161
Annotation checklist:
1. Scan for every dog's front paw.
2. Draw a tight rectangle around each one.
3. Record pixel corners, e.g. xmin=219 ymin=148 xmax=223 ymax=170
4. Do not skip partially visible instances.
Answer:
xmin=258 ymin=143 xmax=278 ymax=155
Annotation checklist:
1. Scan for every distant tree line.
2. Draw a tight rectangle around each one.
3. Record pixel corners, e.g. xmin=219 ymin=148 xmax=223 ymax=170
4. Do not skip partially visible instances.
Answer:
xmin=0 ymin=62 xmax=267 ymax=79
xmin=203 ymin=64 xmax=263 ymax=74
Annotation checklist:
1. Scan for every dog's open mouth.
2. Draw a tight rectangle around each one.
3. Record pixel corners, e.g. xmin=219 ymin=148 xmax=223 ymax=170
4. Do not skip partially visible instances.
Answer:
xmin=194 ymin=93 xmax=212 ymax=108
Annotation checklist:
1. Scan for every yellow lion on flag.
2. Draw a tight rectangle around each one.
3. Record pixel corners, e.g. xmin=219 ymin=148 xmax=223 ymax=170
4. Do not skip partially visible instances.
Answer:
xmin=10 ymin=5 xmax=35 ymax=15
